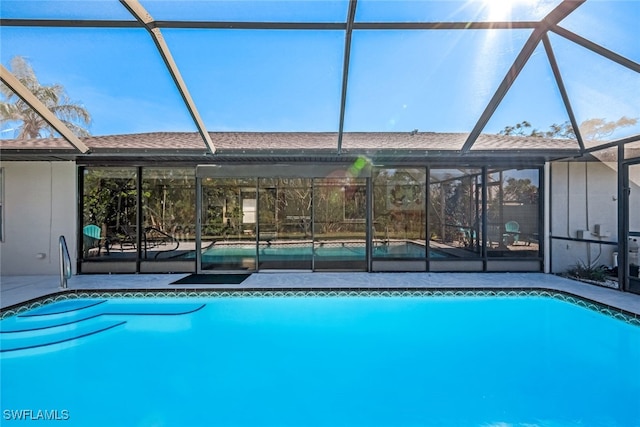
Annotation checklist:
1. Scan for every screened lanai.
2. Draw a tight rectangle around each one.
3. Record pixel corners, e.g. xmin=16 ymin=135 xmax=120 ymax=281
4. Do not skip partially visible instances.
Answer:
xmin=0 ymin=1 xmax=639 ymax=290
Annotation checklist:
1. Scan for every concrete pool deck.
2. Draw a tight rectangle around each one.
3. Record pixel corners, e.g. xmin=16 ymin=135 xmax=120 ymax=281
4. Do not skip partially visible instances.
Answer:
xmin=1 ymin=272 xmax=640 ymax=316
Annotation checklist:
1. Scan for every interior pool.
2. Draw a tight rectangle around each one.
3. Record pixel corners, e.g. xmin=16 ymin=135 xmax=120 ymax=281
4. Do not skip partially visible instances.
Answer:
xmin=1 ymin=294 xmax=639 ymax=427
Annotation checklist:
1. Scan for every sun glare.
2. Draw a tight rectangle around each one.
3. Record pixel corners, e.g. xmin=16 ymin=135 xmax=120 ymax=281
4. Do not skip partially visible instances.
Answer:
xmin=484 ymin=0 xmax=537 ymax=21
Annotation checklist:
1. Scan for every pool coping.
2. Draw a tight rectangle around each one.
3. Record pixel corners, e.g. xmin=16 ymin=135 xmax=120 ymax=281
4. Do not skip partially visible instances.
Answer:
xmin=2 ymin=286 xmax=639 ymax=327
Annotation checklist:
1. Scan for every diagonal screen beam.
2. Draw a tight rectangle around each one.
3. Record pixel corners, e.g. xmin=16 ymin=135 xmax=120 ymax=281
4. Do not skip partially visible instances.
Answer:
xmin=120 ymin=0 xmax=216 ymax=155
xmin=542 ymin=33 xmax=585 ymax=152
xmin=551 ymin=25 xmax=640 ymax=73
xmin=336 ymin=0 xmax=358 ymax=155
xmin=460 ymin=0 xmax=585 ymax=154
xmin=0 ymin=64 xmax=90 ymax=153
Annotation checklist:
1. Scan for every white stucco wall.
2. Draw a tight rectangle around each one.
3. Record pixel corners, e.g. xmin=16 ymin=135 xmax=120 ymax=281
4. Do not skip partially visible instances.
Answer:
xmin=0 ymin=161 xmax=77 ymax=276
xmin=550 ymin=161 xmax=620 ymax=273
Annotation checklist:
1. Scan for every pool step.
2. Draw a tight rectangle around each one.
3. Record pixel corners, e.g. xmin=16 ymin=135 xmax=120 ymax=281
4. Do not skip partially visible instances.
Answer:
xmin=0 ymin=300 xmax=206 ymax=353
xmin=0 ymin=319 xmax=126 ymax=353
xmin=1 ymin=300 xmax=108 ymax=332
xmin=99 ymin=302 xmax=206 ymax=316
xmin=18 ymin=299 xmax=107 ymax=317
xmin=1 ymin=302 xmax=205 ymax=333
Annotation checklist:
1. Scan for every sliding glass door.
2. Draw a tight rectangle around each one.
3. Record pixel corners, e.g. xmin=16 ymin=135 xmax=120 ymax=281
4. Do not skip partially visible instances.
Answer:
xmin=196 ymin=165 xmax=371 ymax=272
xmin=200 ymin=177 xmax=257 ymax=271
xmin=313 ymin=177 xmax=367 ymax=271
xmin=258 ymin=178 xmax=313 ymax=270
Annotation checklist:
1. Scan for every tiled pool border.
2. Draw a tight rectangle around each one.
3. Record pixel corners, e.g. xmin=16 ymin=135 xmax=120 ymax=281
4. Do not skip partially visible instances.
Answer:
xmin=1 ymin=287 xmax=639 ymax=327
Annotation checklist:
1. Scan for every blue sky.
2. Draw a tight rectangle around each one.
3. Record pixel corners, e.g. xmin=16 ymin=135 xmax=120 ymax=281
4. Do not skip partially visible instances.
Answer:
xmin=1 ymin=0 xmax=638 ymax=142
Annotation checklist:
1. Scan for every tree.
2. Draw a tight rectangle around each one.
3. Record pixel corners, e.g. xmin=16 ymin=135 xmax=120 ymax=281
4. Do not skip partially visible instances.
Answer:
xmin=503 ymin=177 xmax=538 ymax=204
xmin=0 ymin=56 xmax=91 ymax=138
xmin=499 ymin=117 xmax=637 ymax=141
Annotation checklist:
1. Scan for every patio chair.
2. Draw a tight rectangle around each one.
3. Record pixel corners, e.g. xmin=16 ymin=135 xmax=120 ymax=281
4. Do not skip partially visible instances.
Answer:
xmin=503 ymin=221 xmax=520 ymax=246
xmin=487 ymin=224 xmax=502 ymax=248
xmin=83 ymin=224 xmax=102 ymax=257
xmin=111 ymin=225 xmax=137 ymax=251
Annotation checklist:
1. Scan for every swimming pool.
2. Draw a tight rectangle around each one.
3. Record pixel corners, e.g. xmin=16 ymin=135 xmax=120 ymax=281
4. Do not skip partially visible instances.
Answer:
xmin=199 ymin=241 xmax=443 ymax=261
xmin=1 ymin=291 xmax=639 ymax=427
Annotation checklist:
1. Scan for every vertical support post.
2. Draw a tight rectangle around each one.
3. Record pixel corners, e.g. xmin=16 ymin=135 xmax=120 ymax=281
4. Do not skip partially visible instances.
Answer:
xmin=543 ymin=163 xmax=551 ymax=273
xmin=366 ymin=175 xmax=373 ymax=272
xmin=196 ymin=176 xmax=202 ymax=274
xmin=311 ymin=179 xmax=316 ymax=272
xmin=77 ymin=166 xmax=84 ymax=273
xmin=136 ymin=167 xmax=143 ymax=272
xmin=255 ymin=178 xmax=260 ymax=271
xmin=618 ymin=143 xmax=627 ymax=291
xmin=482 ymin=167 xmax=488 ymax=271
xmin=425 ymin=166 xmax=430 ymax=271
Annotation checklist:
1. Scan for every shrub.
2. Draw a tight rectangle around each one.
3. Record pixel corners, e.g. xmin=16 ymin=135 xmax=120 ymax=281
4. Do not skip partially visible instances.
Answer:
xmin=566 ymin=262 xmax=608 ymax=282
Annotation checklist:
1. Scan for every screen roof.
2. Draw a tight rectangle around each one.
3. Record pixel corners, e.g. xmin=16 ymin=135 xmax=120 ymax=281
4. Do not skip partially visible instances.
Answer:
xmin=1 ymin=0 xmax=638 ymax=157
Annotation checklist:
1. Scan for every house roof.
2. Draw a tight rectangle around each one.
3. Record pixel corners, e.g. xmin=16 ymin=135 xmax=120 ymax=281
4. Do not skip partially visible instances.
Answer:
xmin=0 ymin=131 xmax=581 ymax=163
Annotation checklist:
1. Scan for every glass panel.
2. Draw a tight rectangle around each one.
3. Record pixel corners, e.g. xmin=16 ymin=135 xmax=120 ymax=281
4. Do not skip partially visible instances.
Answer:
xmin=163 ymin=29 xmax=344 ymax=132
xmin=343 ymin=29 xmax=530 ymax=148
xmin=0 ymin=0 xmax=135 ymax=20
xmin=372 ymin=168 xmax=426 ymax=259
xmin=486 ymin=168 xmax=540 ymax=258
xmin=625 ymin=141 xmax=640 ymax=161
xmin=141 ymin=0 xmax=349 ymax=22
xmin=628 ymin=163 xmax=640 ymax=293
xmin=200 ymin=178 xmax=257 ymax=271
xmin=313 ymin=177 xmax=367 ymax=270
xmin=478 ymin=43 xmax=580 ymax=150
xmin=82 ymin=168 xmax=137 ymax=261
xmin=142 ymin=168 xmax=196 ymax=261
xmin=258 ymin=178 xmax=313 ymax=270
xmin=356 ymin=0 xmax=562 ymax=22
xmin=429 ymin=169 xmax=482 ymax=258
xmin=548 ymin=33 xmax=640 ymax=147
xmin=1 ymin=27 xmax=197 ymax=136
xmin=559 ymin=0 xmax=640 ymax=63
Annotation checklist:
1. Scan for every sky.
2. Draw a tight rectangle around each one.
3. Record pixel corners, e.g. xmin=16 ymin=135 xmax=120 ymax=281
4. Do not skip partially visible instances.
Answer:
xmin=1 ymin=0 xmax=639 ymax=143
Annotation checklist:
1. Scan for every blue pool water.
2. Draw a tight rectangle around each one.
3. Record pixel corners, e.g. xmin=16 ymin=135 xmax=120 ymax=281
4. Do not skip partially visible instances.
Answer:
xmin=199 ymin=241 xmax=442 ymax=262
xmin=1 ymin=295 xmax=639 ymax=427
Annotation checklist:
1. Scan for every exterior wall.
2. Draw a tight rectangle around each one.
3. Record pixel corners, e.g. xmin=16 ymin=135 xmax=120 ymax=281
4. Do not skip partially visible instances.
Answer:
xmin=549 ymin=161 xmax=620 ymax=274
xmin=0 ymin=161 xmax=77 ymax=276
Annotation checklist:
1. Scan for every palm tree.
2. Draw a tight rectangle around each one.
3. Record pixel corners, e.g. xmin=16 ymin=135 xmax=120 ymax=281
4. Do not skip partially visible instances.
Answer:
xmin=0 ymin=56 xmax=91 ymax=138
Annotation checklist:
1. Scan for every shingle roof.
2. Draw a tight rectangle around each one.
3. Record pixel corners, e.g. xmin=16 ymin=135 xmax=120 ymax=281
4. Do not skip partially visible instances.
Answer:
xmin=0 ymin=131 xmax=580 ymax=154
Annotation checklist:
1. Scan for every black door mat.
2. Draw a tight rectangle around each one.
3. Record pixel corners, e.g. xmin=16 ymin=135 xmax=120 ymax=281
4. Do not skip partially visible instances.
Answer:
xmin=171 ymin=274 xmax=251 ymax=285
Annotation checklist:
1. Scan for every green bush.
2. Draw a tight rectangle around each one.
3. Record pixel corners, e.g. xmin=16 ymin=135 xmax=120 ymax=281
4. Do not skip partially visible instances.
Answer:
xmin=566 ymin=262 xmax=608 ymax=282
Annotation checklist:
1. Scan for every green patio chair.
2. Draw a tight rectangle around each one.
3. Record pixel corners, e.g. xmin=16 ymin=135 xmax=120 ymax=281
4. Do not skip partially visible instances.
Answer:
xmin=83 ymin=224 xmax=102 ymax=257
xmin=503 ymin=221 xmax=520 ymax=246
